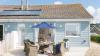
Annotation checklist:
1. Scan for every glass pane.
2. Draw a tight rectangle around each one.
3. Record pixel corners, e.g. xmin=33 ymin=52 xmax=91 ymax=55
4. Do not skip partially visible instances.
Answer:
xmin=0 ymin=10 xmax=41 ymax=16
xmin=66 ymin=23 xmax=80 ymax=36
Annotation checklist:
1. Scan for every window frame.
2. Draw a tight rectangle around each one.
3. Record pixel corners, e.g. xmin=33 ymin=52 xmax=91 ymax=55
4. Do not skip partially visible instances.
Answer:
xmin=65 ymin=23 xmax=80 ymax=37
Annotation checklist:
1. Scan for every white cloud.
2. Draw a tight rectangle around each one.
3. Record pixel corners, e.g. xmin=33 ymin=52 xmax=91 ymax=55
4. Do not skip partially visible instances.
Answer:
xmin=86 ymin=6 xmax=100 ymax=23
xmin=54 ymin=1 xmax=63 ymax=5
xmin=94 ymin=8 xmax=100 ymax=23
xmin=86 ymin=6 xmax=96 ymax=15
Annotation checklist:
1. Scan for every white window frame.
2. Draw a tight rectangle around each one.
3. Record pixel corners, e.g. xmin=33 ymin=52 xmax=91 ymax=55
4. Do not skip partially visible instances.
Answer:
xmin=65 ymin=23 xmax=80 ymax=37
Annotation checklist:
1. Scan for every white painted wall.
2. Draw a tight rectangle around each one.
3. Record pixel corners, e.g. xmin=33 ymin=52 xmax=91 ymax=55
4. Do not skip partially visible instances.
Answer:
xmin=11 ymin=31 xmax=19 ymax=50
xmin=35 ymin=28 xmax=39 ymax=42
xmin=3 ymin=23 xmax=25 ymax=51
xmin=0 ymin=18 xmax=92 ymax=22
xmin=4 ymin=31 xmax=22 ymax=50
xmin=69 ymin=47 xmax=89 ymax=56
xmin=64 ymin=47 xmax=89 ymax=56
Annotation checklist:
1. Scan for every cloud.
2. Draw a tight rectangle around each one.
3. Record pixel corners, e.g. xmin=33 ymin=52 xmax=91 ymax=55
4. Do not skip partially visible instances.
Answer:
xmin=86 ymin=6 xmax=96 ymax=15
xmin=54 ymin=1 xmax=63 ymax=5
xmin=86 ymin=6 xmax=100 ymax=23
xmin=95 ymin=8 xmax=100 ymax=23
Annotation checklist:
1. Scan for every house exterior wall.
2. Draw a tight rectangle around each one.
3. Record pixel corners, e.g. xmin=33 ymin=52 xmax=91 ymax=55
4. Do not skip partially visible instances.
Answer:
xmin=3 ymin=22 xmax=35 ymax=41
xmin=0 ymin=21 xmax=90 ymax=48
xmin=54 ymin=21 xmax=90 ymax=47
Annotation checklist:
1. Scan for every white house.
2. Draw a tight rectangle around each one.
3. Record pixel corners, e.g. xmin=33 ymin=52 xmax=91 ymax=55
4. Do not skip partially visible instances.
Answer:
xmin=0 ymin=4 xmax=93 ymax=56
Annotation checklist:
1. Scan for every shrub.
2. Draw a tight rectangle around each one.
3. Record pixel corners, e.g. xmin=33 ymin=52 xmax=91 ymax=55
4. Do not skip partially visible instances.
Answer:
xmin=91 ymin=35 xmax=100 ymax=43
xmin=95 ymin=35 xmax=100 ymax=43
xmin=91 ymin=35 xmax=96 ymax=42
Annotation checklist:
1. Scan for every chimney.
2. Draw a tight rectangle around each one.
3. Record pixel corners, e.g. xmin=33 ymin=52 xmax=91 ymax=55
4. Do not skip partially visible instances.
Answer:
xmin=21 ymin=0 xmax=29 ymax=10
xmin=26 ymin=0 xmax=28 ymax=10
xmin=21 ymin=0 xmax=24 ymax=10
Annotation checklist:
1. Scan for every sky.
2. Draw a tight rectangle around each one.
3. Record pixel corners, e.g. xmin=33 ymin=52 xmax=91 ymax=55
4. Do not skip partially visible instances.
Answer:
xmin=0 ymin=0 xmax=100 ymax=23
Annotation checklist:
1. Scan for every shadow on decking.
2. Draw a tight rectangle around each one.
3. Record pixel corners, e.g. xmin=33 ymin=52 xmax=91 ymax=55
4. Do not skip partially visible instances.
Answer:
xmin=10 ymin=49 xmax=25 ymax=56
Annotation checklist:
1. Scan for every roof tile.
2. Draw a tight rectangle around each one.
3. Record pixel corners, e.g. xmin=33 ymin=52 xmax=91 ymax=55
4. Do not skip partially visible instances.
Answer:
xmin=0 ymin=4 xmax=93 ymax=19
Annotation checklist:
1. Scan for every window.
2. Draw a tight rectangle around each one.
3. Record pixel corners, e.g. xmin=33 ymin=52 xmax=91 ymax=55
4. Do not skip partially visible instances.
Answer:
xmin=0 ymin=25 xmax=3 ymax=41
xmin=65 ymin=23 xmax=80 ymax=37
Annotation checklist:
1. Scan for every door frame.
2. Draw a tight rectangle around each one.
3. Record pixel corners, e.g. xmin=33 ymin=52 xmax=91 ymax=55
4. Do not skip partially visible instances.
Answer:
xmin=35 ymin=28 xmax=39 ymax=42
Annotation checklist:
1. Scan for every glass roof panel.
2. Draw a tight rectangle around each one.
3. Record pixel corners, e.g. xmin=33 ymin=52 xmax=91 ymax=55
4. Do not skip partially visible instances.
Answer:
xmin=0 ymin=10 xmax=41 ymax=16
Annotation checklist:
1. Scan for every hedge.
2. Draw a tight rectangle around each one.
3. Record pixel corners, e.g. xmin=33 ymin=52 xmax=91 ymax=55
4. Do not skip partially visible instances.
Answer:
xmin=91 ymin=35 xmax=100 ymax=43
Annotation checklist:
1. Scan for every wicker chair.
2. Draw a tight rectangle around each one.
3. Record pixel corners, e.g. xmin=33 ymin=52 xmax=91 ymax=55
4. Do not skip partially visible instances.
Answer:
xmin=24 ymin=40 xmax=30 ymax=52
xmin=28 ymin=43 xmax=38 ymax=56
xmin=24 ymin=40 xmax=38 ymax=56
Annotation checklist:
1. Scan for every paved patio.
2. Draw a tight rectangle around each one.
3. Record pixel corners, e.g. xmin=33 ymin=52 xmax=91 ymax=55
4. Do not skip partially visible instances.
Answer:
xmin=85 ymin=42 xmax=100 ymax=56
xmin=0 ymin=44 xmax=48 ymax=56
xmin=1 ymin=41 xmax=100 ymax=56
xmin=0 ymin=42 xmax=3 ymax=56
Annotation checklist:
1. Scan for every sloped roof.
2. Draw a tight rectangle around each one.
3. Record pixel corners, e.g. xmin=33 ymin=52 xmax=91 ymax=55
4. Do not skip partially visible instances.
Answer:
xmin=0 ymin=4 xmax=93 ymax=19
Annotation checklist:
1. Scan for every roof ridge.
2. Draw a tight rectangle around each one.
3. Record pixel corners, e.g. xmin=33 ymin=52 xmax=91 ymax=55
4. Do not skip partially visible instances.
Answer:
xmin=0 ymin=3 xmax=81 ymax=6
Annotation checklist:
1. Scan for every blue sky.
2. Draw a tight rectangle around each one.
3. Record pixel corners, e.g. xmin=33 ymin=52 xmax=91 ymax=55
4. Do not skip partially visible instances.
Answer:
xmin=0 ymin=0 xmax=100 ymax=23
xmin=0 ymin=0 xmax=99 ymax=8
